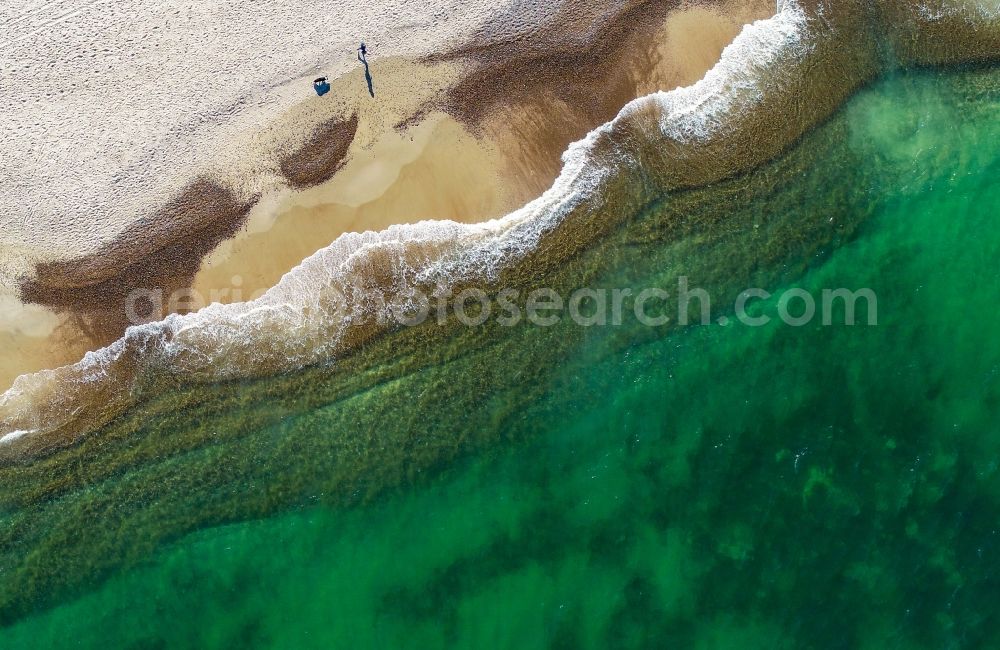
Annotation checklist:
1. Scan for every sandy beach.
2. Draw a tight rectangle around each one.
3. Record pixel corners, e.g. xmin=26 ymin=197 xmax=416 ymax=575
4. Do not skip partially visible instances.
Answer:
xmin=196 ymin=0 xmax=776 ymax=302
xmin=0 ymin=0 xmax=773 ymax=394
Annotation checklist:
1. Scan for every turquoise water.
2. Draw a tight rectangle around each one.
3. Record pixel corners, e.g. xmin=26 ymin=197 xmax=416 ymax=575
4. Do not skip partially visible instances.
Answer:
xmin=3 ymin=67 xmax=1000 ymax=648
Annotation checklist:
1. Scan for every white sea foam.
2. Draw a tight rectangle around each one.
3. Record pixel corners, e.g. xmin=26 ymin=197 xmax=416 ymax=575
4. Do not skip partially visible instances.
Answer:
xmin=2 ymin=0 xmax=997 ymax=451
xmin=0 ymin=430 xmax=33 ymax=445
xmin=0 ymin=3 xmax=819 ymax=446
xmin=647 ymin=1 xmax=810 ymax=141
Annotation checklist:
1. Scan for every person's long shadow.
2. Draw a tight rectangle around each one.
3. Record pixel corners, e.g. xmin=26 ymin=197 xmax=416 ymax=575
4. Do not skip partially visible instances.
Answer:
xmin=358 ymin=52 xmax=374 ymax=98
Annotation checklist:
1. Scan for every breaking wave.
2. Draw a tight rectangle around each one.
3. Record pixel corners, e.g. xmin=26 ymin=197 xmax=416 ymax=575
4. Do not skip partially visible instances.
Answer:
xmin=1 ymin=0 xmax=997 ymax=458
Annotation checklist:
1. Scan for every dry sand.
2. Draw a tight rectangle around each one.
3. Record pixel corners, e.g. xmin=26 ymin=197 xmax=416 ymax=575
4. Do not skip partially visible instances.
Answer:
xmin=192 ymin=0 xmax=774 ymax=306
xmin=0 ymin=0 xmax=775 ymax=394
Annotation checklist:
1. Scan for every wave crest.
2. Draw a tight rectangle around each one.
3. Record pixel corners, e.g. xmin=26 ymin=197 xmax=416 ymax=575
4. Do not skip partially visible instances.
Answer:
xmin=2 ymin=0 xmax=997 ymax=458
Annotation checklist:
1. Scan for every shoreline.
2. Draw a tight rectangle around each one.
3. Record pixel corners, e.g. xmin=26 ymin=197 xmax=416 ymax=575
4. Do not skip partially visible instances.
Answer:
xmin=0 ymin=0 xmax=773 ymax=394
xmin=193 ymin=0 xmax=775 ymax=305
xmin=3 ymin=1 xmax=997 ymax=455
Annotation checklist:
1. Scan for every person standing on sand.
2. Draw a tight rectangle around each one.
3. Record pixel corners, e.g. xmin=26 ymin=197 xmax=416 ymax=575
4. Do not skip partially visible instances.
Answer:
xmin=357 ymin=42 xmax=374 ymax=98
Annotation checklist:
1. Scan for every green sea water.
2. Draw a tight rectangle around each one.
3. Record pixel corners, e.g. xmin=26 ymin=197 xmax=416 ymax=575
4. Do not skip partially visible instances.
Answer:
xmin=3 ymin=66 xmax=1000 ymax=648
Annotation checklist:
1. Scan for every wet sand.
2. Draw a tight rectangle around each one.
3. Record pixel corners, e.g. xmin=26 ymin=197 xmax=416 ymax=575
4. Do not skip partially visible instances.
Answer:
xmin=2 ymin=181 xmax=256 ymax=395
xmin=191 ymin=0 xmax=774 ymax=308
xmin=4 ymin=0 xmax=999 ymax=456
xmin=1 ymin=0 xmax=774 ymax=394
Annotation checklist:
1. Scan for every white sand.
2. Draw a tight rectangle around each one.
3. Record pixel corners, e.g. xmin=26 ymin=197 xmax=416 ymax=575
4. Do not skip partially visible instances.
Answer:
xmin=0 ymin=0 xmax=777 ymax=395
xmin=0 ymin=0 xmax=590 ymax=287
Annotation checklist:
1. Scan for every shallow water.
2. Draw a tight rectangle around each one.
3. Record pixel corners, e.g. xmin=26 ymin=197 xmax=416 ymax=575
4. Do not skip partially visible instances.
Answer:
xmin=3 ymin=66 xmax=1000 ymax=647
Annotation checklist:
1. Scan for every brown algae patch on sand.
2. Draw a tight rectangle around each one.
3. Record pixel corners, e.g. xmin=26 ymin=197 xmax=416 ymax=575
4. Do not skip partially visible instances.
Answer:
xmin=17 ymin=181 xmax=257 ymax=341
xmin=477 ymin=0 xmax=777 ymax=200
xmin=191 ymin=0 xmax=779 ymax=305
xmin=0 ymin=1 xmax=779 ymax=394
xmin=280 ymin=113 xmax=360 ymax=189
xmin=193 ymin=112 xmax=515 ymax=303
